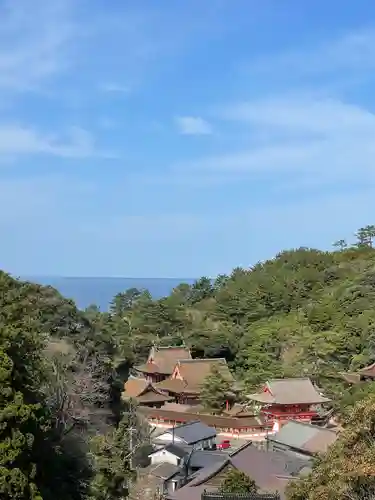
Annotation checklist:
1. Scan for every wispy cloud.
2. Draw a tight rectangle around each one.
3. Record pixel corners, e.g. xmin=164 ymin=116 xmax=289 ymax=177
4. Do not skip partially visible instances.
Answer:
xmin=99 ymin=82 xmax=131 ymax=94
xmin=175 ymin=116 xmax=212 ymax=135
xmin=176 ymin=95 xmax=375 ymax=195
xmin=175 ymin=27 xmax=375 ymax=187
xmin=221 ymin=97 xmax=375 ymax=137
xmin=0 ymin=0 xmax=76 ymax=92
xmin=0 ymin=125 xmax=114 ymax=159
xmin=249 ymin=29 xmax=375 ymax=79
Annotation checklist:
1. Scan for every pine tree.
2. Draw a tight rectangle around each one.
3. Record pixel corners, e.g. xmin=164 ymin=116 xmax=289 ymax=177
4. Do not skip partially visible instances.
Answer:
xmin=0 ymin=346 xmax=45 ymax=500
xmin=200 ymin=365 xmax=233 ymax=414
xmin=88 ymin=401 xmax=148 ymax=499
xmin=219 ymin=469 xmax=258 ymax=494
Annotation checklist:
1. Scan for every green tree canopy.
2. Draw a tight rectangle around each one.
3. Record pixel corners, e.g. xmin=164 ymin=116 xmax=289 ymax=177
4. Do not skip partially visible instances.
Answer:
xmin=219 ymin=468 xmax=258 ymax=494
xmin=200 ymin=365 xmax=233 ymax=414
xmin=286 ymin=394 xmax=375 ymax=500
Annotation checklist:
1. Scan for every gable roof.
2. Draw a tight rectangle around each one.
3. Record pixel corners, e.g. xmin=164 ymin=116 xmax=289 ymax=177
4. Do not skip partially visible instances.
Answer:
xmin=136 ymin=346 xmax=192 ymax=375
xmin=248 ymin=378 xmax=330 ymax=405
xmin=150 ymin=443 xmax=192 ymax=459
xmin=122 ymin=377 xmax=173 ymax=403
xmin=123 ymin=377 xmax=149 ymax=398
xmin=144 ymin=461 xmax=181 ymax=480
xmin=162 ymin=421 xmax=216 ymax=445
xmin=176 ymin=358 xmax=234 ymax=392
xmin=268 ymin=421 xmax=338 ymax=455
xmin=358 ymin=362 xmax=375 ymax=376
xmin=171 ymin=442 xmax=308 ymax=500
xmin=341 ymin=362 xmax=375 ymax=384
xmin=185 ymin=450 xmax=228 ymax=470
xmin=156 ymin=378 xmax=189 ymax=394
xmin=223 ymin=404 xmax=254 ymax=418
xmin=340 ymin=372 xmax=361 ymax=384
xmin=150 ymin=443 xmax=227 ymax=470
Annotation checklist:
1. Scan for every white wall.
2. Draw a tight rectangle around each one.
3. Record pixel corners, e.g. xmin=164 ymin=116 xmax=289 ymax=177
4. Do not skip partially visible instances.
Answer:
xmin=194 ymin=437 xmax=215 ymax=450
xmin=149 ymin=449 xmax=180 ymax=466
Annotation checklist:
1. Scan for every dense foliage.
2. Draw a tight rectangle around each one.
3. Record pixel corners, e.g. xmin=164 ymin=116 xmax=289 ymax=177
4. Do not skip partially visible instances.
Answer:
xmin=0 ymin=271 xmax=136 ymax=499
xmin=286 ymin=394 xmax=375 ymax=500
xmin=200 ymin=365 xmax=234 ymax=414
xmin=3 ymin=224 xmax=375 ymax=498
xmin=98 ymin=225 xmax=375 ymax=410
xmin=0 ymin=272 xmax=94 ymax=499
xmin=219 ymin=469 xmax=258 ymax=494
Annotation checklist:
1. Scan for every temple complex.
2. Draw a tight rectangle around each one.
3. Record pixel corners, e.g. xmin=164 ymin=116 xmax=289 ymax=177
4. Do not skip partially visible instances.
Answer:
xmin=134 ymin=345 xmax=192 ymax=383
xmin=127 ymin=347 xmax=236 ymax=408
xmin=122 ymin=376 xmax=174 ymax=407
xmin=155 ymin=358 xmax=235 ymax=405
xmin=247 ymin=377 xmax=330 ymax=424
xmin=341 ymin=362 xmax=375 ymax=384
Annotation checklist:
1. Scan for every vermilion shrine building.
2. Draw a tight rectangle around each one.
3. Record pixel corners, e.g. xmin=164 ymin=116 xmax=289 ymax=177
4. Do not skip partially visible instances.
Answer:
xmin=247 ymin=378 xmax=330 ymax=424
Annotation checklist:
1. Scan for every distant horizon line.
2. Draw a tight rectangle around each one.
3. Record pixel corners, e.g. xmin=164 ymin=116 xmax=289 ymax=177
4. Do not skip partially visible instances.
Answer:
xmin=19 ymin=275 xmax=200 ymax=280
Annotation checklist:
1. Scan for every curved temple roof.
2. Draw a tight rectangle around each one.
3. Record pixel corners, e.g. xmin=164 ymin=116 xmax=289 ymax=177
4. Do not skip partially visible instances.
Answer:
xmin=248 ymin=378 xmax=330 ymax=405
xmin=135 ymin=345 xmax=192 ymax=375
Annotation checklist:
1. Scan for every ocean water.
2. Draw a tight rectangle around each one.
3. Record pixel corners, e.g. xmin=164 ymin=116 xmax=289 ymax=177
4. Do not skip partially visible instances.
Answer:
xmin=23 ymin=276 xmax=195 ymax=310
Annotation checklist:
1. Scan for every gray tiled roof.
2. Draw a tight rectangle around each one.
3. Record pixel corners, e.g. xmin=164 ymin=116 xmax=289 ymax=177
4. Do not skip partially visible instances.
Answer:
xmin=183 ymin=442 xmax=308 ymax=499
xmin=149 ymin=462 xmax=180 ymax=480
xmin=268 ymin=421 xmax=337 ymax=454
xmin=164 ymin=443 xmax=193 ymax=458
xmin=167 ymin=421 xmax=217 ymax=444
xmin=268 ymin=378 xmax=330 ymax=404
xmin=249 ymin=378 xmax=330 ymax=405
xmin=185 ymin=450 xmax=228 ymax=469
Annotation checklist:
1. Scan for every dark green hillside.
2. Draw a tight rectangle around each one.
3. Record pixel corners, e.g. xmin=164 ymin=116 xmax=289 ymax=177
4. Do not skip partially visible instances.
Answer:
xmin=0 ymin=271 xmax=122 ymax=499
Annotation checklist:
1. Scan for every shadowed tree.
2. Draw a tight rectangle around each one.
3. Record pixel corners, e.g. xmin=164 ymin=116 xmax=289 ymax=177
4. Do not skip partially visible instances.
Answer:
xmin=219 ymin=469 xmax=258 ymax=494
xmin=286 ymin=395 xmax=375 ymax=500
xmin=200 ymin=364 xmax=233 ymax=414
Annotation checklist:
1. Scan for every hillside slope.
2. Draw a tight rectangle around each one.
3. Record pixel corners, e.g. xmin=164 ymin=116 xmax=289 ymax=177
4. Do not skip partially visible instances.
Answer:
xmin=112 ymin=241 xmax=375 ymax=405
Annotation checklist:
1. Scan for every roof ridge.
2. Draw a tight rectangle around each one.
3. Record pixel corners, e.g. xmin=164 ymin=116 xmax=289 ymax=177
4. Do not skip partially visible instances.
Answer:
xmin=274 ymin=474 xmax=295 ymax=480
xmin=179 ymin=358 xmax=227 ymax=364
xmin=165 ymin=442 xmax=190 ymax=449
xmin=168 ymin=420 xmax=202 ymax=430
xmin=189 ymin=459 xmax=231 ymax=486
xmin=359 ymin=361 xmax=375 ymax=370
xmin=229 ymin=440 xmax=253 ymax=457
xmin=282 ymin=420 xmax=336 ymax=432
xmin=157 ymin=345 xmax=190 ymax=350
xmin=270 ymin=377 xmax=312 ymax=382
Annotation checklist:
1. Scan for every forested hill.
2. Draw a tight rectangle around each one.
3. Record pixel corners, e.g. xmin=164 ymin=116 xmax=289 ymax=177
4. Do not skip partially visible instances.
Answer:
xmin=96 ymin=226 xmax=375 ymax=401
xmin=2 ymin=225 xmax=375 ymax=498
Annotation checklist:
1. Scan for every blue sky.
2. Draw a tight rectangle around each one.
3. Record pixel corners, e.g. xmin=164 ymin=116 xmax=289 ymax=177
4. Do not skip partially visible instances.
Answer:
xmin=1 ymin=0 xmax=375 ymax=278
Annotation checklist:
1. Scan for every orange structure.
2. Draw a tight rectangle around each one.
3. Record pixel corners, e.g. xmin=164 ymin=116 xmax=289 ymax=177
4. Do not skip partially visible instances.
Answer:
xmin=134 ymin=345 xmax=192 ymax=383
xmin=247 ymin=378 xmax=330 ymax=424
xmin=155 ymin=358 xmax=235 ymax=405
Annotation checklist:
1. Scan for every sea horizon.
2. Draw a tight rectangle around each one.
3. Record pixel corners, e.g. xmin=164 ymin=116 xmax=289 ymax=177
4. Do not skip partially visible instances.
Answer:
xmin=20 ymin=275 xmax=197 ymax=311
